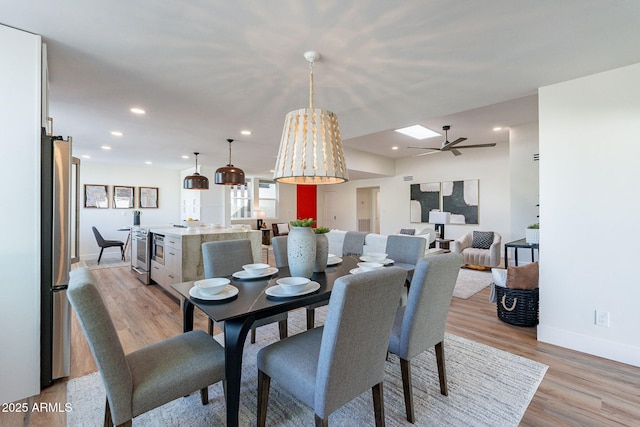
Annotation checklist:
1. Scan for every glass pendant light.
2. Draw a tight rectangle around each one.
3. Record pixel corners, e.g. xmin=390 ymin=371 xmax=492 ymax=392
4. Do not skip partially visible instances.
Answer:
xmin=183 ymin=152 xmax=209 ymax=190
xmin=215 ymin=139 xmax=245 ymax=185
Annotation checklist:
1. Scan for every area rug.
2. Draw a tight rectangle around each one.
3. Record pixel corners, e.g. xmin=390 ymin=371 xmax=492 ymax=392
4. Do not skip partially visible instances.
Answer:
xmin=453 ymin=268 xmax=493 ymax=299
xmin=67 ymin=309 xmax=546 ymax=426
xmin=78 ymin=257 xmax=129 ymax=270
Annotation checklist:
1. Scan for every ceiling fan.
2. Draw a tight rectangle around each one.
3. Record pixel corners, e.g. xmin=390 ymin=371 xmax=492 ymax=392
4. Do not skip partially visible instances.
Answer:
xmin=408 ymin=125 xmax=496 ymax=157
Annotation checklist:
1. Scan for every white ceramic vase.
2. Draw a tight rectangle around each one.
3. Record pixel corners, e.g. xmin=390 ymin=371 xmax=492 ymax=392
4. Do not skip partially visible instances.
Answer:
xmin=287 ymin=226 xmax=316 ymax=278
xmin=314 ymin=233 xmax=329 ymax=273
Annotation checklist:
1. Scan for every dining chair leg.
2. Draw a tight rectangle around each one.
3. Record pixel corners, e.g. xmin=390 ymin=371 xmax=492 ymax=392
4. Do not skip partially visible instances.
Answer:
xmin=314 ymin=414 xmax=329 ymax=427
xmin=306 ymin=307 xmax=315 ymax=330
xmin=120 ymin=245 xmax=125 ymax=261
xmin=97 ymin=248 xmax=104 ymax=265
xmin=104 ymin=397 xmax=113 ymax=427
xmin=435 ymin=341 xmax=448 ymax=396
xmin=278 ymin=319 xmax=288 ymax=339
xmin=372 ymin=382 xmax=386 ymax=427
xmin=207 ymin=318 xmax=214 ymax=336
xmin=200 ymin=387 xmax=208 ymax=405
xmin=257 ymin=370 xmax=271 ymax=427
xmin=400 ymin=358 xmax=415 ymax=423
xmin=251 ymin=327 xmax=257 ymax=344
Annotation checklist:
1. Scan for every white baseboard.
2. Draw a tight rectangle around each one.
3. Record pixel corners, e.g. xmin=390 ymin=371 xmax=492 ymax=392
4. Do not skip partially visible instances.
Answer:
xmin=538 ymin=324 xmax=640 ymax=367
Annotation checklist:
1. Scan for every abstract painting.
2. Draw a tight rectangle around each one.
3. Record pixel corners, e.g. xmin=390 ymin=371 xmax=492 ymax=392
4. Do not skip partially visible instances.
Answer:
xmin=410 ymin=182 xmax=441 ymax=223
xmin=442 ymin=179 xmax=479 ymax=224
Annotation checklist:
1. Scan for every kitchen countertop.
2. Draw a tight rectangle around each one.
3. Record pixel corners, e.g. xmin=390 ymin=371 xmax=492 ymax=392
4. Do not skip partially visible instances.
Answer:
xmin=148 ymin=226 xmax=257 ymax=237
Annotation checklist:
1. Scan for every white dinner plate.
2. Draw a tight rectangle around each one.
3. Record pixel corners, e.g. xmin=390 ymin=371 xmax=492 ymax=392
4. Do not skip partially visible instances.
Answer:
xmin=189 ymin=284 xmax=238 ymax=301
xmin=232 ymin=267 xmax=279 ymax=280
xmin=349 ymin=268 xmax=363 ymax=274
xmin=360 ymin=256 xmax=394 ymax=265
xmin=265 ymin=281 xmax=321 ymax=298
xmin=327 ymin=256 xmax=343 ymax=266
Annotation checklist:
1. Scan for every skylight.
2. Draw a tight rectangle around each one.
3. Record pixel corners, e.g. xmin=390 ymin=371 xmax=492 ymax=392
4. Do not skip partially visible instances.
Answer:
xmin=394 ymin=125 xmax=440 ymax=140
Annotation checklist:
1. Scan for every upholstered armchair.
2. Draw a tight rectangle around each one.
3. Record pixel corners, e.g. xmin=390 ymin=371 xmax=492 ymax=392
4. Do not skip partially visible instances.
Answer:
xmin=452 ymin=231 xmax=501 ymax=268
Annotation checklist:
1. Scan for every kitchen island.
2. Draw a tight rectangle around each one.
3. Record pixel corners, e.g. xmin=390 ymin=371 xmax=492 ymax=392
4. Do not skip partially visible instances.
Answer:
xmin=147 ymin=226 xmax=261 ymax=299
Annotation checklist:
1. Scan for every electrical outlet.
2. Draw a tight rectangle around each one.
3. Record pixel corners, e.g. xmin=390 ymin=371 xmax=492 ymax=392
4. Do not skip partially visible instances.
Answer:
xmin=595 ymin=310 xmax=610 ymax=327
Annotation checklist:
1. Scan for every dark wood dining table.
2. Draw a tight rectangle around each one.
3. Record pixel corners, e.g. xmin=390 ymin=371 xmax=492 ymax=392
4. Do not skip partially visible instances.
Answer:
xmin=171 ymin=255 xmax=416 ymax=427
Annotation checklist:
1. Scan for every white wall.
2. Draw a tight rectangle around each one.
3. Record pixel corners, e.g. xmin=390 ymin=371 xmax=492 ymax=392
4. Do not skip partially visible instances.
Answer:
xmin=319 ymin=141 xmax=511 ymax=243
xmin=538 ymin=62 xmax=640 ymax=366
xmin=0 ymin=24 xmax=42 ymax=403
xmin=509 ymin=122 xmax=540 ymax=264
xmin=79 ymin=163 xmax=180 ymax=260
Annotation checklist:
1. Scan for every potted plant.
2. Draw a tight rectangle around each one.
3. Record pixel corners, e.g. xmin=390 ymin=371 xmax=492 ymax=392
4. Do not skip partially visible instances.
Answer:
xmin=525 ymin=223 xmax=539 ymax=244
xmin=288 ymin=218 xmax=317 ymax=278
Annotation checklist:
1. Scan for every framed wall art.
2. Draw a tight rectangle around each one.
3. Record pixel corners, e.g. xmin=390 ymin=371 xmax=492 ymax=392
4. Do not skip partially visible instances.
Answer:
xmin=442 ymin=179 xmax=479 ymax=224
xmin=139 ymin=186 xmax=159 ymax=208
xmin=112 ymin=185 xmax=135 ymax=208
xmin=410 ymin=182 xmax=441 ymax=223
xmin=84 ymin=184 xmax=109 ymax=208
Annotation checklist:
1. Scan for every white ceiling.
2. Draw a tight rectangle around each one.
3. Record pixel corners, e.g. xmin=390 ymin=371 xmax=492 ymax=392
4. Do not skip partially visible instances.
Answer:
xmin=2 ymin=1 xmax=639 ymax=177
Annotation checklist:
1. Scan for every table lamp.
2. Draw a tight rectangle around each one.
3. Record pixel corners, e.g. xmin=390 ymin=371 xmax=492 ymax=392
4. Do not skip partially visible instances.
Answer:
xmin=428 ymin=211 xmax=451 ymax=239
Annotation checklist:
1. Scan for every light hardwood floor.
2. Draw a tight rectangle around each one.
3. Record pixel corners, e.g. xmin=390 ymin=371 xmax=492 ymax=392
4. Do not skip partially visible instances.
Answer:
xmin=3 ymin=256 xmax=639 ymax=426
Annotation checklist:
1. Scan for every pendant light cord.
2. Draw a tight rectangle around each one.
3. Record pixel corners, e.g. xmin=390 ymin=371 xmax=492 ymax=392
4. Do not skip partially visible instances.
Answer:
xmin=309 ymin=60 xmax=314 ymax=109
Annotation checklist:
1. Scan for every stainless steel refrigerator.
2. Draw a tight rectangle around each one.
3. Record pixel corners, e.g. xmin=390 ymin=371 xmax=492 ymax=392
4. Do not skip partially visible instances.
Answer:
xmin=40 ymin=130 xmax=76 ymax=388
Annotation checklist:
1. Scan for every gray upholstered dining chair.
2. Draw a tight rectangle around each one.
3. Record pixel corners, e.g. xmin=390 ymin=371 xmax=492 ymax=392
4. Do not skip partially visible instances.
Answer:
xmin=385 ymin=234 xmax=426 ymax=266
xmin=271 ymin=235 xmax=325 ymax=330
xmin=67 ymin=267 xmax=225 ymax=427
xmin=342 ymin=231 xmax=367 ymax=256
xmin=257 ymin=266 xmax=407 ymax=427
xmin=202 ymin=239 xmax=288 ymax=344
xmin=387 ymin=252 xmax=462 ymax=423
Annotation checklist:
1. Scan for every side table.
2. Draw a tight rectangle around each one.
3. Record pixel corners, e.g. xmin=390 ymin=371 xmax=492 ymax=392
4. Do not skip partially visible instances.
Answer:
xmin=261 ymin=228 xmax=272 ymax=245
xmin=436 ymin=238 xmax=453 ymax=253
xmin=504 ymin=238 xmax=539 ymax=268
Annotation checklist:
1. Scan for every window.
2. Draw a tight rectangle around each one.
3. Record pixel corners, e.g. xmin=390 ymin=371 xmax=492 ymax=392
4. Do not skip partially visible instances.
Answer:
xmin=230 ymin=180 xmax=252 ymax=219
xmin=257 ymin=180 xmax=277 ymax=218
xmin=229 ymin=178 xmax=278 ymax=219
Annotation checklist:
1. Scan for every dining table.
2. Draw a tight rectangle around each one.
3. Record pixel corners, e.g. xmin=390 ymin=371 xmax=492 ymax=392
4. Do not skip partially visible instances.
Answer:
xmin=171 ymin=255 xmax=416 ymax=427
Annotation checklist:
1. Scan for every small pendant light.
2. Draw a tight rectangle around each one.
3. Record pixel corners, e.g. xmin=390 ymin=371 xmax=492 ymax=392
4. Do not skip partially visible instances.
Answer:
xmin=215 ymin=139 xmax=245 ymax=185
xmin=183 ymin=152 xmax=209 ymax=190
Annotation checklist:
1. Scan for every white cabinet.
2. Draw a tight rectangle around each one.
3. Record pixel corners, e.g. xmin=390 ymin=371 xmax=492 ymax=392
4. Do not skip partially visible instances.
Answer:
xmin=150 ymin=260 xmax=167 ymax=287
xmin=165 ymin=236 xmax=182 ymax=286
xmin=151 ymin=235 xmax=182 ymax=300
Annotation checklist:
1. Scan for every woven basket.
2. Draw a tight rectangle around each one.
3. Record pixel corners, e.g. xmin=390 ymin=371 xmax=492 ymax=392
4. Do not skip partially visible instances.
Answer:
xmin=495 ymin=286 xmax=539 ymax=327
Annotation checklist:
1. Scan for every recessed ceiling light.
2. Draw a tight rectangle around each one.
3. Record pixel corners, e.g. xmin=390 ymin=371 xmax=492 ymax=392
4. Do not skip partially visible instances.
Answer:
xmin=394 ymin=125 xmax=440 ymax=140
xmin=241 ymin=130 xmax=252 ymax=136
xmin=181 ymin=155 xmax=189 ymax=159
xmin=145 ymin=161 xmax=152 ymax=165
xmin=493 ymin=127 xmax=502 ymax=131
xmin=269 ymin=169 xmax=275 ymax=173
xmin=130 ymin=107 xmax=146 ymax=114
xmin=111 ymin=131 xmax=123 ymax=136
xmin=82 ymin=155 xmax=90 ymax=159
xmin=101 ymin=145 xmax=111 ymax=150
xmin=391 ymin=146 xmax=399 ymax=150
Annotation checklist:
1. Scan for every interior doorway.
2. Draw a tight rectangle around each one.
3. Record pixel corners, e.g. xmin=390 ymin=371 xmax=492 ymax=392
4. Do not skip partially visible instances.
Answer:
xmin=356 ymin=186 xmax=380 ymax=233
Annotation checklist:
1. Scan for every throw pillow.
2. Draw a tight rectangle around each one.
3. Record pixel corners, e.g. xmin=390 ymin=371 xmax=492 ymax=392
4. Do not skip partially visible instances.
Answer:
xmin=506 ymin=262 xmax=539 ymax=290
xmin=276 ymin=223 xmax=289 ymax=235
xmin=399 ymin=228 xmax=416 ymax=235
xmin=472 ymin=231 xmax=494 ymax=249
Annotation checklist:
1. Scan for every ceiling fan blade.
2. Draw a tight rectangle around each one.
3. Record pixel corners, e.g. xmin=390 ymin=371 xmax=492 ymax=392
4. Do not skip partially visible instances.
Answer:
xmin=407 ymin=146 xmax=440 ymax=151
xmin=443 ymin=137 xmax=467 ymax=149
xmin=451 ymin=149 xmax=463 ymax=156
xmin=413 ymin=150 xmax=441 ymax=157
xmin=453 ymin=143 xmax=497 ymax=149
